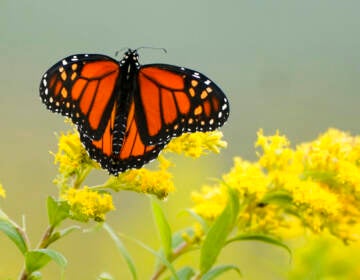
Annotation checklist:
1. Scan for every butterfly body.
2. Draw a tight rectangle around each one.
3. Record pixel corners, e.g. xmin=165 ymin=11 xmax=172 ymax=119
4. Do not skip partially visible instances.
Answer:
xmin=40 ymin=49 xmax=229 ymax=175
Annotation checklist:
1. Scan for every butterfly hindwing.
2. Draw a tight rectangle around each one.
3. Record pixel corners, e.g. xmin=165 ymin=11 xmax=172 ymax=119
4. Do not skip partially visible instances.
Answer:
xmin=135 ymin=64 xmax=229 ymax=145
xmin=81 ymin=98 xmax=168 ymax=174
xmin=39 ymin=54 xmax=120 ymax=140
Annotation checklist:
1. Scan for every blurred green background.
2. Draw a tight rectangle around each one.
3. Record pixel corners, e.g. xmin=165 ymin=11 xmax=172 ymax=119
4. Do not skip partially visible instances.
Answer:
xmin=1 ymin=1 xmax=360 ymax=279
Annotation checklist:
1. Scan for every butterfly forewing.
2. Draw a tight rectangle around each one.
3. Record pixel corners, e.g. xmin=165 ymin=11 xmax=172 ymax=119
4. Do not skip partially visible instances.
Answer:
xmin=39 ymin=54 xmax=120 ymax=140
xmin=135 ymin=64 xmax=229 ymax=145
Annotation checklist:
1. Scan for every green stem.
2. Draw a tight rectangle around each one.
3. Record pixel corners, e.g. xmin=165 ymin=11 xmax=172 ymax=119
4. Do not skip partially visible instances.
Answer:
xmin=151 ymin=241 xmax=192 ymax=280
xmin=73 ymin=165 xmax=93 ymax=189
xmin=17 ymin=225 xmax=55 ymax=280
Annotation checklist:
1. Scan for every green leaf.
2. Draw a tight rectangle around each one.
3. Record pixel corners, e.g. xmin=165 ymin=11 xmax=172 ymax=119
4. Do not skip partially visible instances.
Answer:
xmin=59 ymin=225 xmax=81 ymax=238
xmin=0 ymin=209 xmax=9 ymax=219
xmin=103 ymin=223 xmax=137 ymax=280
xmin=28 ymin=271 xmax=42 ymax=280
xmin=0 ymin=219 xmax=28 ymax=254
xmin=200 ymin=187 xmax=239 ymax=274
xmin=181 ymin=209 xmax=209 ymax=232
xmin=151 ymin=199 xmax=172 ymax=259
xmin=226 ymin=233 xmax=292 ymax=259
xmin=171 ymin=266 xmax=195 ymax=280
xmin=261 ymin=191 xmax=293 ymax=206
xmin=47 ymin=225 xmax=81 ymax=246
xmin=25 ymin=248 xmax=67 ymax=274
xmin=201 ymin=265 xmax=241 ymax=280
xmin=47 ymin=196 xmax=70 ymax=228
xmin=118 ymin=232 xmax=179 ymax=280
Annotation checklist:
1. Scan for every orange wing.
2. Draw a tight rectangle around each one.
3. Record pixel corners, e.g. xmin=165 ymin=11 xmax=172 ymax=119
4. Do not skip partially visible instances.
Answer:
xmin=81 ymin=97 xmax=168 ymax=175
xmin=135 ymin=64 xmax=229 ymax=145
xmin=39 ymin=54 xmax=120 ymax=140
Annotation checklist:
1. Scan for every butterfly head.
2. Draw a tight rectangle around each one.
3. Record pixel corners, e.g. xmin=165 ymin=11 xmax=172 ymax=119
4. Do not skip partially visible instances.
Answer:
xmin=120 ymin=49 xmax=140 ymax=68
xmin=125 ymin=49 xmax=139 ymax=61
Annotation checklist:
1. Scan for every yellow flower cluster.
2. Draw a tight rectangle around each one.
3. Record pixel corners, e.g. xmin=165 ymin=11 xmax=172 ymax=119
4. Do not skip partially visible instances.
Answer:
xmin=102 ymin=156 xmax=175 ymax=199
xmin=53 ymin=129 xmax=227 ymax=196
xmin=53 ymin=129 xmax=97 ymax=174
xmin=50 ymin=128 xmax=227 ymax=221
xmin=164 ymin=131 xmax=227 ymax=158
xmin=52 ymin=129 xmax=99 ymax=190
xmin=0 ymin=183 xmax=5 ymax=198
xmin=256 ymin=129 xmax=294 ymax=171
xmin=191 ymin=185 xmax=228 ymax=220
xmin=223 ymin=157 xmax=269 ymax=199
xmin=191 ymin=129 xmax=360 ymax=242
xmin=51 ymin=127 xmax=227 ymax=221
xmin=63 ymin=186 xmax=115 ymax=222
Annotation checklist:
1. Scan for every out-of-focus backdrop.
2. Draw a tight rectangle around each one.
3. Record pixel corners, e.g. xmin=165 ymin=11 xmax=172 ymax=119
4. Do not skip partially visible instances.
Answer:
xmin=1 ymin=1 xmax=359 ymax=279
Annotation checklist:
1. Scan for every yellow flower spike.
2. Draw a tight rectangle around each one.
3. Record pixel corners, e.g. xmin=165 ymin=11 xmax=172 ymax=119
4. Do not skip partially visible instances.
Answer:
xmin=0 ymin=183 xmax=6 ymax=198
xmin=52 ymin=129 xmax=100 ymax=191
xmin=255 ymin=129 xmax=293 ymax=171
xmin=190 ymin=128 xmax=360 ymax=243
xmin=300 ymin=128 xmax=355 ymax=172
xmin=63 ymin=186 xmax=115 ymax=222
xmin=223 ymin=157 xmax=268 ymax=199
xmin=182 ymin=222 xmax=204 ymax=244
xmin=292 ymin=180 xmax=341 ymax=216
xmin=337 ymin=161 xmax=360 ymax=194
xmin=299 ymin=129 xmax=360 ymax=193
xmin=102 ymin=160 xmax=175 ymax=199
xmin=191 ymin=185 xmax=227 ymax=220
xmin=53 ymin=129 xmax=99 ymax=175
xmin=164 ymin=131 xmax=227 ymax=158
xmin=192 ymin=222 xmax=205 ymax=241
xmin=157 ymin=154 xmax=173 ymax=170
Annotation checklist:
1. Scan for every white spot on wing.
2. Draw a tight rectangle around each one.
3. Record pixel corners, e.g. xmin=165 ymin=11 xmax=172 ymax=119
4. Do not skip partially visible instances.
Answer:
xmin=192 ymin=72 xmax=200 ymax=79
xmin=43 ymin=79 xmax=47 ymax=86
xmin=62 ymin=60 xmax=68 ymax=65
xmin=204 ymin=80 xmax=211 ymax=85
xmin=222 ymin=104 xmax=227 ymax=110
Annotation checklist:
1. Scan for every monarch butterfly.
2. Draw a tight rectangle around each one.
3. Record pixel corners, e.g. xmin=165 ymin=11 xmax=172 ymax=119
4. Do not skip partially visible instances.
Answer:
xmin=40 ymin=49 xmax=229 ymax=175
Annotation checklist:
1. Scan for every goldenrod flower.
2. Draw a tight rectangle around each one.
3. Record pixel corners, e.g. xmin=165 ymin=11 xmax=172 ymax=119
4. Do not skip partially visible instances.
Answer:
xmin=52 ymin=129 xmax=98 ymax=190
xmin=223 ymin=157 xmax=269 ymax=199
xmin=337 ymin=161 xmax=360 ymax=194
xmin=191 ymin=128 xmax=360 ymax=243
xmin=63 ymin=186 xmax=115 ymax=222
xmin=0 ymin=183 xmax=5 ymax=198
xmin=256 ymin=129 xmax=294 ymax=171
xmin=165 ymin=131 xmax=227 ymax=157
xmin=53 ymin=129 xmax=91 ymax=173
xmin=181 ymin=222 xmax=205 ymax=244
xmin=191 ymin=185 xmax=227 ymax=220
xmin=292 ymin=181 xmax=340 ymax=215
xmin=102 ymin=155 xmax=175 ymax=199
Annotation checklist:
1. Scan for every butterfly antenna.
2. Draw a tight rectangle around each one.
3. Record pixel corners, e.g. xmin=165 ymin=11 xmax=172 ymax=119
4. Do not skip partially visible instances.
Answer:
xmin=114 ymin=47 xmax=130 ymax=57
xmin=136 ymin=46 xmax=167 ymax=54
